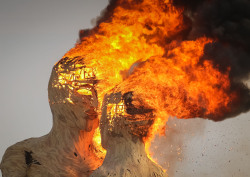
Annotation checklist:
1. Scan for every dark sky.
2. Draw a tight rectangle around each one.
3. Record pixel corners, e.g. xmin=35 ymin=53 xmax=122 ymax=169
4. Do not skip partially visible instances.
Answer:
xmin=0 ymin=1 xmax=249 ymax=177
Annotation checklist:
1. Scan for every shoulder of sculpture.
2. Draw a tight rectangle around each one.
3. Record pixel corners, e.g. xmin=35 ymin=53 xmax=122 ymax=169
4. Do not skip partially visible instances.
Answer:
xmin=0 ymin=137 xmax=42 ymax=167
xmin=4 ymin=137 xmax=40 ymax=151
xmin=0 ymin=137 xmax=45 ymax=177
xmin=0 ymin=143 xmax=27 ymax=177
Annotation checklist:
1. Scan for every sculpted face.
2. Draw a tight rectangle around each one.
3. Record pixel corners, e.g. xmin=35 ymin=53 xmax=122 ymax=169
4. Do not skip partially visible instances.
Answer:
xmin=48 ymin=57 xmax=99 ymax=130
xmin=100 ymin=91 xmax=155 ymax=149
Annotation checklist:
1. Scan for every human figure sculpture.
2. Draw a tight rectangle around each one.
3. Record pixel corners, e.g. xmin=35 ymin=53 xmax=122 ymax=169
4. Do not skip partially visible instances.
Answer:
xmin=0 ymin=57 xmax=102 ymax=177
xmin=91 ymin=92 xmax=167 ymax=177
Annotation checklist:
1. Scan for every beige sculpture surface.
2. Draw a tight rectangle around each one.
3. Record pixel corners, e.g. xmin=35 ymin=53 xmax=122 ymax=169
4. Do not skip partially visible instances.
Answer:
xmin=91 ymin=92 xmax=168 ymax=177
xmin=0 ymin=58 xmax=102 ymax=177
xmin=1 ymin=57 xmax=168 ymax=177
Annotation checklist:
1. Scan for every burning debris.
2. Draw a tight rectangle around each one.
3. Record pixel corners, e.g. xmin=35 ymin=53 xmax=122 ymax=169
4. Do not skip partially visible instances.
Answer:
xmin=1 ymin=0 xmax=250 ymax=176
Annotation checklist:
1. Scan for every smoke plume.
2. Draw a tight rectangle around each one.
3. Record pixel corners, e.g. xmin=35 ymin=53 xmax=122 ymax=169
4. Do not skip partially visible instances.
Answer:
xmin=172 ymin=0 xmax=250 ymax=120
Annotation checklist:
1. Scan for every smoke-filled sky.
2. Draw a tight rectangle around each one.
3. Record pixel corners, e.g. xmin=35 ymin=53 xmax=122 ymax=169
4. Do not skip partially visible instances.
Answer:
xmin=0 ymin=0 xmax=250 ymax=177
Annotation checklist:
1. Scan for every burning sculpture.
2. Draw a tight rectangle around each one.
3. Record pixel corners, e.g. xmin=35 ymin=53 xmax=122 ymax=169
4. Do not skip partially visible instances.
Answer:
xmin=0 ymin=59 xmax=103 ymax=176
xmin=91 ymin=92 xmax=167 ymax=177
xmin=1 ymin=0 xmax=250 ymax=176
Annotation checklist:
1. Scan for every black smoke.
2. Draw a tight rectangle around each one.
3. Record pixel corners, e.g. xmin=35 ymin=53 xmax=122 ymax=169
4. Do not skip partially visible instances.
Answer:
xmin=171 ymin=0 xmax=250 ymax=120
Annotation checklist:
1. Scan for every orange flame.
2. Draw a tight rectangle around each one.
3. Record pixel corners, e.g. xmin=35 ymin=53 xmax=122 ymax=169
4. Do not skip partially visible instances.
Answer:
xmin=115 ymin=38 xmax=235 ymax=162
xmin=55 ymin=0 xmax=236 ymax=166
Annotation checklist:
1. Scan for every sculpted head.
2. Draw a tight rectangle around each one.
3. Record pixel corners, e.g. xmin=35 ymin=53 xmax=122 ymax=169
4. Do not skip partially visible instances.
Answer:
xmin=48 ymin=57 xmax=99 ymax=131
xmin=100 ymin=91 xmax=155 ymax=149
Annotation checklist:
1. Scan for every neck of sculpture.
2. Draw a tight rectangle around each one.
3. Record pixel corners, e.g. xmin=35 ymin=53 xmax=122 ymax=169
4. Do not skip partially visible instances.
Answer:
xmin=47 ymin=109 xmax=94 ymax=158
xmin=105 ymin=134 xmax=147 ymax=162
xmin=45 ymin=103 xmax=102 ymax=171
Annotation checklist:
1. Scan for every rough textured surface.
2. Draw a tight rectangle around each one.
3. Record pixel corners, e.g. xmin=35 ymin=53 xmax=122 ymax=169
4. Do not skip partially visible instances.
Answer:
xmin=0 ymin=62 xmax=102 ymax=177
xmin=91 ymin=92 xmax=168 ymax=177
xmin=1 ymin=57 xmax=168 ymax=177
